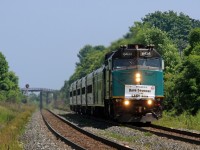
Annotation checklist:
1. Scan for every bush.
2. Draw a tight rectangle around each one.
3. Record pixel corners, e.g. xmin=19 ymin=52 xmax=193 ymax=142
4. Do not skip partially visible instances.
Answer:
xmin=0 ymin=103 xmax=35 ymax=149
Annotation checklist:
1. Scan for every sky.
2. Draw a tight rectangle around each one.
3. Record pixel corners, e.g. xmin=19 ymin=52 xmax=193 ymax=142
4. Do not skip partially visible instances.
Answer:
xmin=0 ymin=1 xmax=200 ymax=90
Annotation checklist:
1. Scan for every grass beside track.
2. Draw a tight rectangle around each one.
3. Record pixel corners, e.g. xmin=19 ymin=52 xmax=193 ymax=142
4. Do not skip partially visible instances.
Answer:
xmin=153 ymin=110 xmax=200 ymax=131
xmin=0 ymin=102 xmax=35 ymax=150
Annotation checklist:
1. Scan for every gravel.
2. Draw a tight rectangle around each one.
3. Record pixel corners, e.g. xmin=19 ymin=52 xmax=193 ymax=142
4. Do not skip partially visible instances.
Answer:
xmin=20 ymin=110 xmax=72 ymax=150
xmin=20 ymin=109 xmax=200 ymax=150
xmin=93 ymin=126 xmax=200 ymax=150
xmin=57 ymin=110 xmax=200 ymax=150
xmin=42 ymin=110 xmax=116 ymax=150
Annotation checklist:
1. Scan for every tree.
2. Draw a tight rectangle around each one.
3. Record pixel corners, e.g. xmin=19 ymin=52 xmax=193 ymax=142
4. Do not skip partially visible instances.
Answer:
xmin=0 ymin=52 xmax=21 ymax=102
xmin=173 ymin=28 xmax=200 ymax=114
xmin=76 ymin=45 xmax=93 ymax=66
xmin=76 ymin=45 xmax=105 ymax=67
xmin=185 ymin=28 xmax=200 ymax=56
xmin=0 ymin=52 xmax=9 ymax=78
xmin=69 ymin=45 xmax=105 ymax=83
xmin=189 ymin=28 xmax=200 ymax=48
xmin=174 ymin=55 xmax=200 ymax=114
xmin=60 ymin=80 xmax=70 ymax=100
xmin=0 ymin=52 xmax=9 ymax=98
xmin=142 ymin=11 xmax=200 ymax=51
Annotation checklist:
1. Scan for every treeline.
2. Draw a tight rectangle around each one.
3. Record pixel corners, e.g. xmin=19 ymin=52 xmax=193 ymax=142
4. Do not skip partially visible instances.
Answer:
xmin=0 ymin=52 xmax=21 ymax=102
xmin=61 ymin=11 xmax=200 ymax=115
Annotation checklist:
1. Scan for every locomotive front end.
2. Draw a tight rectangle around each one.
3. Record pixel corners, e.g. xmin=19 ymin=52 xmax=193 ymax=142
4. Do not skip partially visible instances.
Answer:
xmin=111 ymin=45 xmax=164 ymax=123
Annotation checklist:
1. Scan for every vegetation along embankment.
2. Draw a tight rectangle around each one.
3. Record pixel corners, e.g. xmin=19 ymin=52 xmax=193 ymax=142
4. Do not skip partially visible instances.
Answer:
xmin=0 ymin=103 xmax=35 ymax=150
xmin=59 ymin=11 xmax=200 ymax=131
xmin=0 ymin=46 xmax=36 ymax=149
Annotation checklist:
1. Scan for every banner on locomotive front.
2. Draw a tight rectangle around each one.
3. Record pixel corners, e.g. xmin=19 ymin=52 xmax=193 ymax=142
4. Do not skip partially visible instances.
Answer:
xmin=125 ymin=85 xmax=155 ymax=99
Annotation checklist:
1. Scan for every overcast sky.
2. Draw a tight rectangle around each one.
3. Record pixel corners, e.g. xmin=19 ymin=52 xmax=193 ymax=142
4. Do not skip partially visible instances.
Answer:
xmin=0 ymin=0 xmax=200 ymax=89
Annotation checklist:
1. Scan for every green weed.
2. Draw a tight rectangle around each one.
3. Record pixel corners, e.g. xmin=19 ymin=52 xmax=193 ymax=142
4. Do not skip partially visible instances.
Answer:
xmin=153 ymin=110 xmax=200 ymax=131
xmin=0 ymin=103 xmax=35 ymax=150
xmin=101 ymin=131 xmax=139 ymax=143
xmin=144 ymin=132 xmax=153 ymax=136
xmin=0 ymin=106 xmax=15 ymax=125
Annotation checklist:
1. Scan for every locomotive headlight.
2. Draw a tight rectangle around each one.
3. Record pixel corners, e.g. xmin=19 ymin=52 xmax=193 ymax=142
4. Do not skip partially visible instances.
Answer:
xmin=147 ymin=99 xmax=153 ymax=105
xmin=135 ymin=72 xmax=141 ymax=83
xmin=124 ymin=100 xmax=130 ymax=106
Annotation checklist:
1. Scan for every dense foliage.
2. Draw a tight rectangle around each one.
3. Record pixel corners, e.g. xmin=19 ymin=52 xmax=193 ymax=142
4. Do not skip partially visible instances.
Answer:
xmin=142 ymin=11 xmax=200 ymax=51
xmin=0 ymin=103 xmax=35 ymax=149
xmin=171 ymin=29 xmax=200 ymax=115
xmin=71 ymin=45 xmax=105 ymax=82
xmin=61 ymin=11 xmax=200 ymax=115
xmin=0 ymin=52 xmax=21 ymax=102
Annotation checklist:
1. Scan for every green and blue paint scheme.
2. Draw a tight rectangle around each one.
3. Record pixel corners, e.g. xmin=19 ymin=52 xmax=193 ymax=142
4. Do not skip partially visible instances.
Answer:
xmin=112 ymin=69 xmax=163 ymax=98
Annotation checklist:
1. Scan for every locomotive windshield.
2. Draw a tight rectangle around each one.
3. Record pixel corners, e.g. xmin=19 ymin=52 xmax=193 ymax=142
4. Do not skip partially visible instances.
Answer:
xmin=138 ymin=58 xmax=161 ymax=68
xmin=113 ymin=57 xmax=162 ymax=69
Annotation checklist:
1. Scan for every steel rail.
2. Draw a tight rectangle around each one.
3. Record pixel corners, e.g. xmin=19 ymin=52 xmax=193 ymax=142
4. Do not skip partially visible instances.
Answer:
xmin=44 ymin=109 xmax=133 ymax=150
xmin=125 ymin=124 xmax=200 ymax=145
xmin=41 ymin=110 xmax=86 ymax=150
xmin=150 ymin=124 xmax=200 ymax=138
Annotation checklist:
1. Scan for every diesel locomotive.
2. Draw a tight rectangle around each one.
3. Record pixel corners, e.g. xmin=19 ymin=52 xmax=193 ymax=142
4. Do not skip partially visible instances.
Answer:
xmin=69 ymin=44 xmax=164 ymax=123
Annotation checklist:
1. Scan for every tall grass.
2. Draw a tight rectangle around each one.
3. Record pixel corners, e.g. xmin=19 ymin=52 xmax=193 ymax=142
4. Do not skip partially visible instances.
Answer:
xmin=0 ymin=106 xmax=15 ymax=127
xmin=153 ymin=110 xmax=200 ymax=131
xmin=0 ymin=102 xmax=35 ymax=150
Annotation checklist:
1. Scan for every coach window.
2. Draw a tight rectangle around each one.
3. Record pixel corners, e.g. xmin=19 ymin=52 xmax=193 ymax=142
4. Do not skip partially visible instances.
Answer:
xmin=82 ymin=87 xmax=85 ymax=94
xmin=77 ymin=89 xmax=80 ymax=95
xmin=87 ymin=85 xmax=92 ymax=93
xmin=70 ymin=92 xmax=72 ymax=97
xmin=73 ymin=90 xmax=76 ymax=96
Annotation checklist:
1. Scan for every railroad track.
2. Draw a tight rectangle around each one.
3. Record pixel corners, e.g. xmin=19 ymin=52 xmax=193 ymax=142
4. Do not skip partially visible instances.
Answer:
xmin=48 ymin=109 xmax=200 ymax=146
xmin=126 ymin=123 xmax=200 ymax=145
xmin=71 ymin=111 xmax=200 ymax=145
xmin=41 ymin=109 xmax=133 ymax=150
xmin=86 ymin=116 xmax=200 ymax=145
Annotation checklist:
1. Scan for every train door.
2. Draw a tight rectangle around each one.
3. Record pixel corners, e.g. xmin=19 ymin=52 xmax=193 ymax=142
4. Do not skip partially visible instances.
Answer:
xmin=105 ymin=59 xmax=112 ymax=100
xmin=105 ymin=66 xmax=109 ymax=99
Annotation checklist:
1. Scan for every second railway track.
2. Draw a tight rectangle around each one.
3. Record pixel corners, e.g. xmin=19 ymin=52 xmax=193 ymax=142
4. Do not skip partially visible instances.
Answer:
xmin=125 ymin=123 xmax=200 ymax=145
xmin=144 ymin=125 xmax=200 ymax=145
xmin=73 ymin=110 xmax=200 ymax=146
xmin=41 ymin=109 xmax=133 ymax=150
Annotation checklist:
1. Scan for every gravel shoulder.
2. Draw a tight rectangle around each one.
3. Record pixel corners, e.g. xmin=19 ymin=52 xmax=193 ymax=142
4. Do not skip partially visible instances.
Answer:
xmin=20 ymin=110 xmax=72 ymax=150
xmin=20 ymin=109 xmax=200 ymax=150
xmin=55 ymin=110 xmax=200 ymax=150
